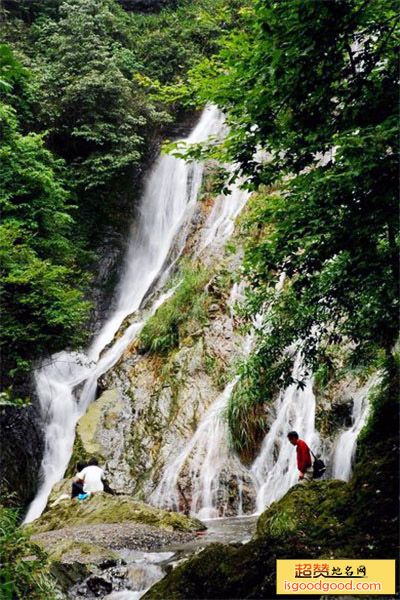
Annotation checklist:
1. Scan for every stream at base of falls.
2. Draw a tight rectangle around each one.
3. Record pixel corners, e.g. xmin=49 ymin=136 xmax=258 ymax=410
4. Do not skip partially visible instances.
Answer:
xmin=69 ymin=516 xmax=257 ymax=600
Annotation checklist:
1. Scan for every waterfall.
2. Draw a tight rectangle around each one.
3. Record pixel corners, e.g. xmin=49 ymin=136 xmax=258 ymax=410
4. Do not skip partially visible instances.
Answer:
xmin=197 ymin=173 xmax=249 ymax=255
xmin=150 ymin=378 xmax=242 ymax=519
xmin=330 ymin=373 xmax=380 ymax=481
xmin=24 ymin=105 xmax=224 ymax=523
xmin=149 ymin=338 xmax=322 ymax=518
xmin=149 ymin=192 xmax=252 ymax=520
xmin=24 ymin=103 xmax=375 ymax=526
xmin=250 ymin=352 xmax=321 ymax=514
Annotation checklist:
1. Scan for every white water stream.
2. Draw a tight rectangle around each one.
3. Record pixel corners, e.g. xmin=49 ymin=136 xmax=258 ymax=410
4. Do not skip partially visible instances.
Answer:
xmin=330 ymin=374 xmax=380 ymax=481
xmin=150 ymin=378 xmax=240 ymax=519
xmin=251 ymin=352 xmax=321 ymax=513
xmin=24 ymin=105 xmax=225 ymax=523
xmin=198 ymin=172 xmax=249 ymax=255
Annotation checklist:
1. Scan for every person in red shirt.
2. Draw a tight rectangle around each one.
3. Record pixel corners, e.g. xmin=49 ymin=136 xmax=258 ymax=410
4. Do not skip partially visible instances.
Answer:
xmin=287 ymin=431 xmax=313 ymax=482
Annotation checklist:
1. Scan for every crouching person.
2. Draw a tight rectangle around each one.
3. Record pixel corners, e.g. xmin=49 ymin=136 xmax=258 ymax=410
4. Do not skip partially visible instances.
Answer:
xmin=71 ymin=461 xmax=87 ymax=499
xmin=287 ymin=431 xmax=313 ymax=482
xmin=76 ymin=457 xmax=105 ymax=496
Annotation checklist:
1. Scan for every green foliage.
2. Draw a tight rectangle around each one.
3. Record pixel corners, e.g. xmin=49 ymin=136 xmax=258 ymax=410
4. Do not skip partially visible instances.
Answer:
xmin=0 ymin=43 xmax=28 ymax=92
xmin=139 ymin=263 xmax=212 ymax=354
xmin=128 ymin=0 xmax=247 ymax=109
xmin=0 ymin=507 xmax=58 ymax=600
xmin=356 ymin=351 xmax=399 ymax=460
xmin=0 ymin=97 xmax=91 ymax=381
xmin=226 ymin=373 xmax=270 ymax=460
xmin=0 ymin=0 xmax=245 ymax=387
xmin=2 ymin=0 xmax=246 ymax=196
xmin=203 ymin=351 xmax=229 ymax=391
xmin=27 ymin=0 xmax=169 ymax=191
xmin=189 ymin=0 xmax=398 ymax=437
xmin=0 ymin=388 xmax=30 ymax=410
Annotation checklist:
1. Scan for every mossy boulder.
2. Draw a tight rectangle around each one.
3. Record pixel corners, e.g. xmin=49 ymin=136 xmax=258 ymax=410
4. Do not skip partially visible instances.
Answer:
xmin=143 ymin=481 xmax=349 ymax=600
xmin=29 ymin=493 xmax=206 ymax=534
xmin=41 ymin=539 xmax=119 ymax=564
xmin=255 ymin=479 xmax=349 ymax=553
xmin=144 ymin=478 xmax=397 ymax=600
xmin=65 ymin=388 xmax=125 ymax=479
xmin=76 ymin=389 xmax=123 ymax=460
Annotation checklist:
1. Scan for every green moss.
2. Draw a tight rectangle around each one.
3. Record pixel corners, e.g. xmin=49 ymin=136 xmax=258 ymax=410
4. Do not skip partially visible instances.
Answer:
xmin=65 ymin=389 xmax=123 ymax=477
xmin=139 ymin=263 xmax=213 ymax=355
xmin=39 ymin=539 xmax=119 ymax=563
xmin=30 ymin=494 xmax=205 ymax=535
xmin=65 ymin=430 xmax=90 ymax=479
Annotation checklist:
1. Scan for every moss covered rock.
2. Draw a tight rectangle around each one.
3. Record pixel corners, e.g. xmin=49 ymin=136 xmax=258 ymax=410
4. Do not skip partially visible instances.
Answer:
xmin=42 ymin=539 xmax=119 ymax=564
xmin=76 ymin=389 xmax=124 ymax=460
xmin=30 ymin=493 xmax=206 ymax=534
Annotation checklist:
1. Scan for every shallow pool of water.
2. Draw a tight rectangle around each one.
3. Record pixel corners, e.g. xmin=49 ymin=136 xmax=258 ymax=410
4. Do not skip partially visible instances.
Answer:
xmin=100 ymin=515 xmax=257 ymax=600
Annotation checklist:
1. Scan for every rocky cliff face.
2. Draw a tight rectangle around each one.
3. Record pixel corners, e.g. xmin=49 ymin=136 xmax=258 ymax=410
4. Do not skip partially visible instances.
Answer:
xmin=67 ymin=181 xmax=256 ymax=515
xmin=0 ymin=381 xmax=44 ymax=508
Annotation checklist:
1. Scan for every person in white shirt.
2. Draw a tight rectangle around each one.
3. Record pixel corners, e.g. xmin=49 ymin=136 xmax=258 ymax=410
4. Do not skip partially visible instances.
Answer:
xmin=77 ymin=457 xmax=104 ymax=493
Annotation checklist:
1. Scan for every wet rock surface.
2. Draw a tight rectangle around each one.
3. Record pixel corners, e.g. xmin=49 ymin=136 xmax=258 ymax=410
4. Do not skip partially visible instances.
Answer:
xmin=0 ymin=389 xmax=44 ymax=507
xmin=33 ymin=521 xmax=198 ymax=557
xmin=92 ymin=270 xmax=250 ymax=511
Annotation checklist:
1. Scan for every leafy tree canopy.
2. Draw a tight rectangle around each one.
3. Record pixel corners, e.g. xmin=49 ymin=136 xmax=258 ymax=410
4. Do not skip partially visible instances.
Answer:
xmin=186 ymin=0 xmax=399 ymax=450
xmin=0 ymin=51 xmax=91 ymax=384
xmin=0 ymin=0 xmax=246 ymax=390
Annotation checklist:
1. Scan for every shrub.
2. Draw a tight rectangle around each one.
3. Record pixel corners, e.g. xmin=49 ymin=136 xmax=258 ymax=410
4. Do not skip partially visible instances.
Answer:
xmin=139 ymin=263 xmax=212 ymax=354
xmin=0 ymin=507 xmax=58 ymax=600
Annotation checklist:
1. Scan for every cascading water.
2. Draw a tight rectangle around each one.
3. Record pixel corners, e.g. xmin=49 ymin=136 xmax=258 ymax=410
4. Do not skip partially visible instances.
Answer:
xmin=330 ymin=373 xmax=380 ymax=481
xmin=152 ymin=278 xmax=326 ymax=520
xmin=150 ymin=338 xmax=323 ymax=519
xmin=150 ymin=193 xmax=252 ymax=520
xmin=24 ymin=101 xmax=374 ymax=529
xmin=250 ymin=352 xmax=321 ymax=514
xmin=197 ymin=173 xmax=249 ymax=256
xmin=24 ymin=105 xmax=225 ymax=523
xmin=150 ymin=378 xmax=241 ymax=519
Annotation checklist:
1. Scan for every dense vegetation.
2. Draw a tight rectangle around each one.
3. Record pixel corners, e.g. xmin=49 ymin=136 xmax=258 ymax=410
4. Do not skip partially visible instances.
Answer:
xmin=181 ymin=0 xmax=399 ymax=452
xmin=0 ymin=507 xmax=58 ymax=600
xmin=1 ymin=0 xmax=398 ymax=597
xmin=0 ymin=2 xmax=244 ymax=596
xmin=139 ymin=263 xmax=213 ymax=354
xmin=0 ymin=0 xmax=244 ymax=392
